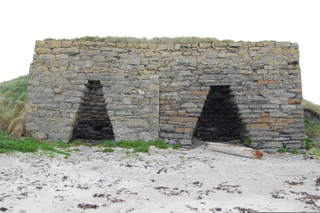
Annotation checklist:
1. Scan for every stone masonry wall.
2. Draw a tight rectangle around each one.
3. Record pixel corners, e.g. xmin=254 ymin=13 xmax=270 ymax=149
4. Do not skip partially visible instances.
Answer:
xmin=26 ymin=39 xmax=305 ymax=150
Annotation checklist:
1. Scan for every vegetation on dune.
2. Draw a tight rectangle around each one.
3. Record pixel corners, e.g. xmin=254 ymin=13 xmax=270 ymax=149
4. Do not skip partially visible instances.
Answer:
xmin=0 ymin=75 xmax=28 ymax=132
xmin=302 ymin=100 xmax=320 ymax=155
xmin=304 ymin=119 xmax=320 ymax=155
xmin=302 ymin=99 xmax=320 ymax=114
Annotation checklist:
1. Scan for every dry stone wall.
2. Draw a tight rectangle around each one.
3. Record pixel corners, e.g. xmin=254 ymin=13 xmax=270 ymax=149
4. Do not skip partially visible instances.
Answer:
xmin=26 ymin=39 xmax=305 ymax=150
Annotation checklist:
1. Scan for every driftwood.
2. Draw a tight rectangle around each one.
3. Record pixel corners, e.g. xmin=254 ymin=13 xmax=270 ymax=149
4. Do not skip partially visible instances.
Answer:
xmin=205 ymin=142 xmax=263 ymax=159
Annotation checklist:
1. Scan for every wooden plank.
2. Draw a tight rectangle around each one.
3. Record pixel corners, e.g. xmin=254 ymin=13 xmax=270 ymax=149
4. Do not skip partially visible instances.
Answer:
xmin=205 ymin=142 xmax=263 ymax=159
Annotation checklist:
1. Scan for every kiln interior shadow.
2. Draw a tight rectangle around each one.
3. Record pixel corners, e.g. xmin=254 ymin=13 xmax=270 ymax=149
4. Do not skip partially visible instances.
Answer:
xmin=194 ymin=85 xmax=246 ymax=142
xmin=72 ymin=80 xmax=114 ymax=141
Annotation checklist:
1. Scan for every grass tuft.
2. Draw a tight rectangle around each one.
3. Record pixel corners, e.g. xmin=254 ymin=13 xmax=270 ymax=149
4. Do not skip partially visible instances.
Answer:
xmin=276 ymin=147 xmax=287 ymax=153
xmin=0 ymin=131 xmax=70 ymax=156
xmin=102 ymin=148 xmax=114 ymax=153
xmin=51 ymin=36 xmax=231 ymax=44
xmin=0 ymin=130 xmax=179 ymax=157
xmin=69 ymin=140 xmax=92 ymax=147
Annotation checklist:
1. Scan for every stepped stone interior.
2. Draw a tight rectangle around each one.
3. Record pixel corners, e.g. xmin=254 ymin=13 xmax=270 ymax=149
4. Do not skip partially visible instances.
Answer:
xmin=194 ymin=86 xmax=246 ymax=142
xmin=72 ymin=80 xmax=114 ymax=140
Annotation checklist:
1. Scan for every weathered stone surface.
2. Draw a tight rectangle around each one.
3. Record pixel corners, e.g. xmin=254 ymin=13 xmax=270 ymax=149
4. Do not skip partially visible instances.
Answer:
xmin=26 ymin=39 xmax=304 ymax=149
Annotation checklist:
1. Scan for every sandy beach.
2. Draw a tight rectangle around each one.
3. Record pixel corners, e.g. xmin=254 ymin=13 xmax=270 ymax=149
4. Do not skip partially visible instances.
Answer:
xmin=0 ymin=144 xmax=320 ymax=213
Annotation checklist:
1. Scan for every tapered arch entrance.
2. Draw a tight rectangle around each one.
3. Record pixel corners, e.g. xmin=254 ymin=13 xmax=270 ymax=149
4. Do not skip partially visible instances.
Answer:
xmin=72 ymin=80 xmax=114 ymax=140
xmin=193 ymin=85 xmax=246 ymax=142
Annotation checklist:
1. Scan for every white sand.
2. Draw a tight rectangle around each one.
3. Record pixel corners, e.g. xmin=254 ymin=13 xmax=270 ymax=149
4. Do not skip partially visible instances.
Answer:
xmin=0 ymin=144 xmax=320 ymax=213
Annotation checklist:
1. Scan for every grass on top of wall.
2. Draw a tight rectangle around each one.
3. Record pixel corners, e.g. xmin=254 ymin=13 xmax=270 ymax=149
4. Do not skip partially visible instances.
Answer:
xmin=44 ymin=36 xmax=236 ymax=44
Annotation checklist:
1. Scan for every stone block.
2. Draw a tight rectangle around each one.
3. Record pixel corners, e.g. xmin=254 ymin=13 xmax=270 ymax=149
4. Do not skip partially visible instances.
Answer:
xmin=35 ymin=48 xmax=51 ymax=54
xmin=288 ymin=99 xmax=301 ymax=104
xmin=175 ymin=127 xmax=193 ymax=133
xmin=180 ymin=139 xmax=192 ymax=145
xmin=284 ymin=142 xmax=303 ymax=149
xmin=34 ymin=132 xmax=47 ymax=140
xmin=277 ymin=42 xmax=291 ymax=47
xmin=139 ymin=132 xmax=155 ymax=142
xmin=160 ymin=124 xmax=175 ymax=132
xmin=173 ymin=117 xmax=198 ymax=122
xmin=263 ymin=142 xmax=283 ymax=148
xmin=157 ymin=44 xmax=167 ymax=51
xmin=256 ymin=117 xmax=277 ymax=123
xmin=127 ymin=119 xmax=148 ymax=127
xmin=262 ymin=104 xmax=279 ymax=109
xmin=199 ymin=43 xmax=211 ymax=48
xmin=189 ymin=90 xmax=209 ymax=96
xmin=61 ymin=41 xmax=72 ymax=48
xmin=258 ymin=80 xmax=279 ymax=85
xmin=278 ymin=118 xmax=295 ymax=123
xmin=246 ymin=123 xmax=269 ymax=131
xmin=181 ymin=103 xmax=195 ymax=108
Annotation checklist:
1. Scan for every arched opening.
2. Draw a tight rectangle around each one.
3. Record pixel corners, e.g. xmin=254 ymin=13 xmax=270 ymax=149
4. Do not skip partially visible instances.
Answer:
xmin=193 ymin=85 xmax=246 ymax=142
xmin=72 ymin=80 xmax=114 ymax=141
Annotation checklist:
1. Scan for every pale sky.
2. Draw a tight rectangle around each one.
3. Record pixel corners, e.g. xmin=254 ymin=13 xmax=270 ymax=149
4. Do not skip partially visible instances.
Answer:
xmin=1 ymin=0 xmax=319 ymax=104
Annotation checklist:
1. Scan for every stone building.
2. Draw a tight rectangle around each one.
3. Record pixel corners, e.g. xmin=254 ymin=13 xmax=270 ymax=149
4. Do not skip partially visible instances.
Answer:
xmin=25 ymin=38 xmax=305 ymax=149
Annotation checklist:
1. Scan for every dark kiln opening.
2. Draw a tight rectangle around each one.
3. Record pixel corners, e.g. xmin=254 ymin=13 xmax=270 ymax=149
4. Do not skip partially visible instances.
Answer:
xmin=72 ymin=80 xmax=115 ymax=140
xmin=194 ymin=85 xmax=246 ymax=142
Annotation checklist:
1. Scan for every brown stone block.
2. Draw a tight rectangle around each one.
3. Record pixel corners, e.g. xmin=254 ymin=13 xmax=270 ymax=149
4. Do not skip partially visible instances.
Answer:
xmin=246 ymin=123 xmax=269 ymax=130
xmin=47 ymin=41 xmax=61 ymax=48
xmin=287 ymin=48 xmax=299 ymax=54
xmin=175 ymin=127 xmax=193 ymax=133
xmin=256 ymin=117 xmax=277 ymax=123
xmin=36 ymin=40 xmax=46 ymax=47
xmin=61 ymin=41 xmax=72 ymax=48
xmin=168 ymin=121 xmax=179 ymax=125
xmin=270 ymin=123 xmax=289 ymax=126
xmin=249 ymin=47 xmax=260 ymax=51
xmin=271 ymin=127 xmax=283 ymax=131
xmin=54 ymin=88 xmax=62 ymax=94
xmin=173 ymin=117 xmax=198 ymax=122
xmin=189 ymin=90 xmax=209 ymax=96
xmin=35 ymin=48 xmax=51 ymax=54
xmin=288 ymin=99 xmax=301 ymax=104
xmin=257 ymin=80 xmax=279 ymax=85
xmin=165 ymin=111 xmax=179 ymax=116
xmin=226 ymin=53 xmax=237 ymax=57
xmin=35 ymin=66 xmax=49 ymax=72
xmin=178 ymin=110 xmax=187 ymax=116
xmin=278 ymin=118 xmax=295 ymax=123
xmin=199 ymin=43 xmax=212 ymax=48
xmin=82 ymin=41 xmax=95 ymax=46
xmin=148 ymin=43 xmax=157 ymax=50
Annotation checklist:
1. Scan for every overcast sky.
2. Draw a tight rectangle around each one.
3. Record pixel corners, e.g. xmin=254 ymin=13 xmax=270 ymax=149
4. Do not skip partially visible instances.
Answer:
xmin=1 ymin=0 xmax=319 ymax=104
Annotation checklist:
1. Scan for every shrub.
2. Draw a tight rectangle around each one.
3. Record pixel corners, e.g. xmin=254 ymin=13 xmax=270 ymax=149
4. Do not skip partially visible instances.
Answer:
xmin=276 ymin=147 xmax=287 ymax=153
xmin=151 ymin=140 xmax=168 ymax=149
xmin=290 ymin=149 xmax=300 ymax=154
xmin=305 ymin=138 xmax=313 ymax=150
xmin=102 ymin=148 xmax=114 ymax=153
